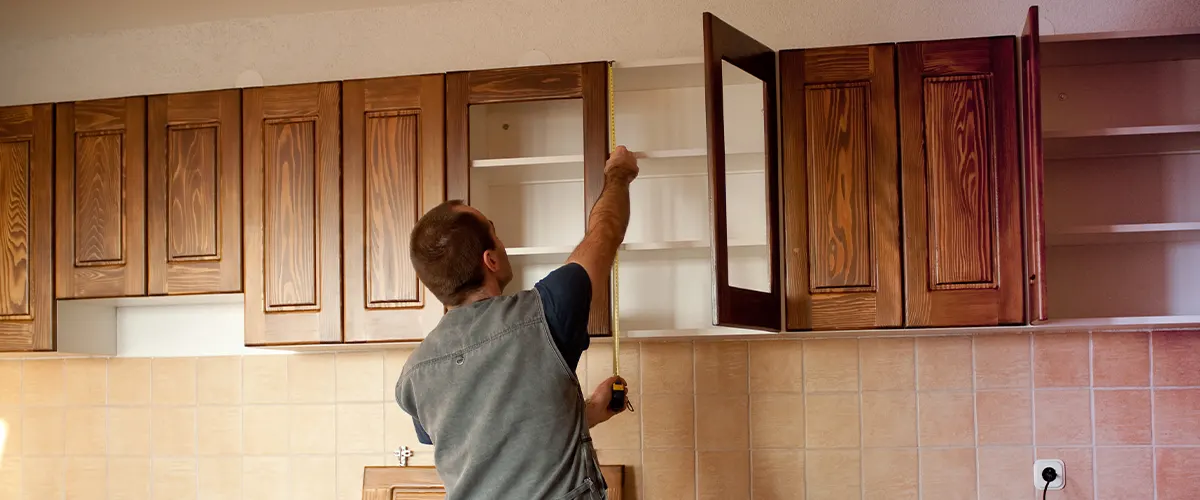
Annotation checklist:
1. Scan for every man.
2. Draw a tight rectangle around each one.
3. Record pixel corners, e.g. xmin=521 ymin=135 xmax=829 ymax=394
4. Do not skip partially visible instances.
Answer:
xmin=395 ymin=146 xmax=640 ymax=499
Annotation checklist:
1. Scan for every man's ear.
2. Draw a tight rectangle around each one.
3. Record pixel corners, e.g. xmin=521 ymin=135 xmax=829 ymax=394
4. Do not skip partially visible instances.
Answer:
xmin=482 ymin=249 xmax=500 ymax=273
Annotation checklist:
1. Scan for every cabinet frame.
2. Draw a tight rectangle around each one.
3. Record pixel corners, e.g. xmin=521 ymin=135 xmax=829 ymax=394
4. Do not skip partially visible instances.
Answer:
xmin=1021 ymin=6 xmax=1048 ymax=323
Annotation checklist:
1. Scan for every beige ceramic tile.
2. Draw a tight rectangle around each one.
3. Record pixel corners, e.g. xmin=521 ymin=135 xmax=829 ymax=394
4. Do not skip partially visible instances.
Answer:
xmin=291 ymin=456 xmax=336 ymax=500
xmin=336 ymin=455 xmax=386 ymax=500
xmin=63 ymin=358 xmax=107 ymax=405
xmin=337 ymin=403 xmax=385 ymax=454
xmin=153 ymin=458 xmax=197 ymax=500
xmin=918 ymin=392 xmax=975 ymax=446
xmin=749 ymin=392 xmax=804 ymax=449
xmin=1155 ymin=448 xmax=1200 ymax=500
xmin=0 ymin=456 xmax=20 ymax=500
xmin=1154 ymin=388 xmax=1200 ymax=444
xmin=595 ymin=449 xmax=641 ymax=500
xmin=977 ymin=447 xmax=1033 ymax=500
xmin=107 ymin=359 xmax=151 ymax=405
xmin=640 ymin=342 xmax=694 ymax=394
xmin=288 ymin=353 xmax=336 ymax=403
xmin=919 ymin=448 xmax=976 ymax=500
xmin=22 ymin=406 xmax=63 ymax=455
xmin=698 ymin=450 xmax=749 ymax=500
xmin=642 ymin=449 xmax=695 ymax=500
xmin=0 ymin=362 xmax=20 ymax=405
xmin=107 ymin=457 xmax=151 ymax=500
xmin=1034 ymin=389 xmax=1093 ymax=445
xmin=749 ymin=340 xmax=804 ymax=393
xmin=1033 ymin=333 xmax=1091 ymax=388
xmin=641 ymin=393 xmax=694 ymax=449
xmin=804 ymin=339 xmax=858 ymax=392
xmin=806 ymin=393 xmax=860 ymax=449
xmin=805 ymin=450 xmax=861 ymax=500
xmin=107 ymin=407 xmax=151 ymax=456
xmin=1095 ymin=389 xmax=1152 ymax=445
xmin=859 ymin=338 xmax=915 ymax=391
xmin=152 ymin=357 xmax=197 ymax=406
xmin=384 ymin=404 xmax=435 ymax=465
xmin=863 ymin=448 xmax=918 ymax=500
xmin=695 ymin=394 xmax=748 ymax=450
xmin=21 ymin=359 xmax=63 ymax=406
xmin=196 ymin=357 xmax=242 ymax=405
xmin=861 ymin=391 xmax=917 ymax=447
xmin=242 ymin=405 xmax=290 ymax=455
xmin=242 ymin=456 xmax=289 ymax=500
xmin=975 ymin=390 xmax=1033 ymax=445
xmin=1152 ymin=332 xmax=1200 ymax=387
xmin=0 ymin=404 xmax=22 ymax=456
xmin=694 ymin=342 xmax=748 ymax=394
xmin=290 ymin=404 xmax=336 ymax=455
xmin=1038 ymin=447 xmax=1093 ymax=500
xmin=64 ymin=457 xmax=106 ymax=500
xmin=1096 ymin=447 xmax=1153 ymax=500
xmin=915 ymin=336 xmax=972 ymax=391
xmin=751 ymin=449 xmax=804 ymax=500
xmin=336 ymin=352 xmax=384 ymax=402
xmin=973 ymin=334 xmax=1031 ymax=389
xmin=199 ymin=457 xmax=242 ymax=500
xmin=21 ymin=457 xmax=63 ymax=500
xmin=586 ymin=343 xmax=640 ymax=395
xmin=382 ymin=348 xmax=413 ymax=401
xmin=196 ymin=406 xmax=242 ymax=455
xmin=64 ymin=406 xmax=106 ymax=455
xmin=590 ymin=393 xmax=642 ymax=450
xmin=242 ymin=356 xmax=288 ymax=404
xmin=1092 ymin=332 xmax=1150 ymax=387
xmin=152 ymin=406 xmax=197 ymax=456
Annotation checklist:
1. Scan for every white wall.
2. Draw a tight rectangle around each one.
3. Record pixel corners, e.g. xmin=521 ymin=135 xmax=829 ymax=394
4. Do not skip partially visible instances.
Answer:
xmin=3 ymin=0 xmax=1199 ymax=106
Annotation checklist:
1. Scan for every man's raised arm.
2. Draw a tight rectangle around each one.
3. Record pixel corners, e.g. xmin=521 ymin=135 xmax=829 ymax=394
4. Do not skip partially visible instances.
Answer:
xmin=566 ymin=145 xmax=640 ymax=290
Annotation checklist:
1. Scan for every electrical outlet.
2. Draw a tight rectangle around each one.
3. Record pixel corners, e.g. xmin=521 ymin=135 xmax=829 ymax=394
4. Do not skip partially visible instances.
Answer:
xmin=1034 ymin=459 xmax=1065 ymax=490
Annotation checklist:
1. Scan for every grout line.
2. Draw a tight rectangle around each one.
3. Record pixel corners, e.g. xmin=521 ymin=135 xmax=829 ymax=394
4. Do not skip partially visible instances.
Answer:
xmin=1150 ymin=332 xmax=1159 ymax=500
xmin=1031 ymin=333 xmax=1038 ymax=455
xmin=801 ymin=339 xmax=811 ymax=500
xmin=745 ymin=342 xmax=754 ymax=499
xmin=637 ymin=344 xmax=645 ymax=500
xmin=971 ymin=337 xmax=981 ymax=500
xmin=1090 ymin=331 xmax=1099 ymax=500
xmin=914 ymin=339 xmax=923 ymax=500
xmin=690 ymin=341 xmax=698 ymax=500
xmin=858 ymin=340 xmax=865 ymax=500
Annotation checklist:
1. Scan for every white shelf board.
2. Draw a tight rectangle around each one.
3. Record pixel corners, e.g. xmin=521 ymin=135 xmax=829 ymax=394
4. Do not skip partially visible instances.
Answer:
xmin=508 ymin=239 xmax=765 ymax=256
xmin=612 ymin=56 xmax=762 ymax=92
xmin=1054 ymin=222 xmax=1200 ymax=235
xmin=1042 ymin=27 xmax=1200 ymax=43
xmin=472 ymin=154 xmax=583 ymax=168
xmin=1038 ymin=315 xmax=1200 ymax=328
xmin=1048 ymin=222 xmax=1200 ymax=246
xmin=1044 ymin=124 xmax=1200 ymax=139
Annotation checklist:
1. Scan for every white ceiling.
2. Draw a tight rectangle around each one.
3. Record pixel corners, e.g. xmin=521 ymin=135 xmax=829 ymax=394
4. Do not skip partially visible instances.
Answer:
xmin=0 ymin=0 xmax=458 ymax=41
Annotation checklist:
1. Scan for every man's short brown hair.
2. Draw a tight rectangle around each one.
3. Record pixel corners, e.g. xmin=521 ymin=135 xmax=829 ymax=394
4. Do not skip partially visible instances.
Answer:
xmin=410 ymin=200 xmax=495 ymax=306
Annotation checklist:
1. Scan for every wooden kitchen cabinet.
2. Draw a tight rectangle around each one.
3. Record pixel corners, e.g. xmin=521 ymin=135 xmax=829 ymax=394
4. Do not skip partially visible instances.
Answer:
xmin=445 ymin=62 xmax=612 ymax=336
xmin=242 ymin=82 xmax=342 ymax=346
xmin=147 ymin=90 xmax=243 ymax=295
xmin=342 ymin=74 xmax=446 ymax=342
xmin=0 ymin=104 xmax=55 ymax=351
xmin=56 ymin=98 xmax=147 ymax=299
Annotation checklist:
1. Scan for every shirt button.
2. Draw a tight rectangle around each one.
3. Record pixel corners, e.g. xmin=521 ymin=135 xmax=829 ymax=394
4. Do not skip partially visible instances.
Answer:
xmin=454 ymin=355 xmax=465 ymax=365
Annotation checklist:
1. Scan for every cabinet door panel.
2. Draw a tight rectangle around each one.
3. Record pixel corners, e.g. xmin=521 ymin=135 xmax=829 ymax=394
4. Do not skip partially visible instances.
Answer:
xmin=56 ymin=98 xmax=146 ymax=298
xmin=781 ymin=45 xmax=902 ymax=330
xmin=0 ymin=105 xmax=54 ymax=351
xmin=1022 ymin=6 xmax=1048 ymax=323
xmin=147 ymin=90 xmax=242 ymax=295
xmin=343 ymin=75 xmax=445 ymax=342
xmin=898 ymin=37 xmax=1023 ymax=326
xmin=243 ymin=83 xmax=341 ymax=345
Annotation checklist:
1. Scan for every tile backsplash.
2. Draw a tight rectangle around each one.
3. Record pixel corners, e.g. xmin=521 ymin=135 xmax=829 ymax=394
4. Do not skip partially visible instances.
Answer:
xmin=1 ymin=331 xmax=1199 ymax=499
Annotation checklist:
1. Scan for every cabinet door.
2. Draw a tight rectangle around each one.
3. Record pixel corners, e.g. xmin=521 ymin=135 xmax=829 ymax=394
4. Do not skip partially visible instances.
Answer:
xmin=343 ymin=75 xmax=445 ymax=342
xmin=147 ymin=90 xmax=242 ymax=295
xmin=243 ymin=83 xmax=342 ymax=345
xmin=56 ymin=98 xmax=147 ymax=299
xmin=780 ymin=45 xmax=903 ymax=331
xmin=1021 ymin=6 xmax=1048 ymax=323
xmin=898 ymin=38 xmax=1024 ymax=326
xmin=0 ymin=105 xmax=55 ymax=351
xmin=703 ymin=12 xmax=782 ymax=331
xmin=446 ymin=62 xmax=611 ymax=336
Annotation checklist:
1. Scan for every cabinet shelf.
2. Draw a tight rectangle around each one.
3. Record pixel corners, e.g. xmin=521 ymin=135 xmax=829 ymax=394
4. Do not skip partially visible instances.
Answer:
xmin=507 ymin=239 xmax=766 ymax=256
xmin=1049 ymin=222 xmax=1200 ymax=245
xmin=1044 ymin=124 xmax=1200 ymax=139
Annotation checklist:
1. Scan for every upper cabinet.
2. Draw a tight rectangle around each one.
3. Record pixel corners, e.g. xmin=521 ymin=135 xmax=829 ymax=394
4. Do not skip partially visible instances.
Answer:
xmin=243 ymin=83 xmax=342 ymax=346
xmin=0 ymin=105 xmax=55 ymax=351
xmin=147 ymin=90 xmax=243 ymax=296
xmin=342 ymin=74 xmax=446 ymax=343
xmin=56 ymin=98 xmax=147 ymax=299
xmin=445 ymin=63 xmax=612 ymax=336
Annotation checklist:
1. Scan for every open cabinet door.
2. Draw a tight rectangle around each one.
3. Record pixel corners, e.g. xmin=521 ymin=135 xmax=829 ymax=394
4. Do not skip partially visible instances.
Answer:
xmin=703 ymin=12 xmax=782 ymax=331
xmin=1022 ymin=6 xmax=1048 ymax=323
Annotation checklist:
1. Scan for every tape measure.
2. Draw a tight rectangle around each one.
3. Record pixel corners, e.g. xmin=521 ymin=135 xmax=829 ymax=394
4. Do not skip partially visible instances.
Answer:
xmin=607 ymin=62 xmax=633 ymax=414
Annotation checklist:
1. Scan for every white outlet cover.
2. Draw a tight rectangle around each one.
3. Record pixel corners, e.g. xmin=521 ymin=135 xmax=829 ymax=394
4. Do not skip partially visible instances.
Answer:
xmin=1034 ymin=459 xmax=1065 ymax=490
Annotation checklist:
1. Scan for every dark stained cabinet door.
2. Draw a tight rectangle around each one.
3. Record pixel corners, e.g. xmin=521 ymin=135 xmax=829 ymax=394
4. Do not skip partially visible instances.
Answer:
xmin=0 ymin=105 xmax=55 ymax=351
xmin=780 ymin=44 xmax=903 ymax=331
xmin=147 ymin=90 xmax=242 ymax=295
xmin=56 ymin=98 xmax=147 ymax=299
xmin=898 ymin=37 xmax=1024 ymax=327
xmin=243 ymin=83 xmax=342 ymax=345
xmin=343 ymin=74 xmax=445 ymax=342
xmin=1021 ymin=6 xmax=1048 ymax=324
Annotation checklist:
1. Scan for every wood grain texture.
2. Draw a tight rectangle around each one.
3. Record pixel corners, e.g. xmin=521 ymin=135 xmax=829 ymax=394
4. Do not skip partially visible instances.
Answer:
xmin=362 ymin=465 xmax=623 ymax=500
xmin=0 ymin=104 xmax=54 ymax=351
xmin=343 ymin=74 xmax=445 ymax=343
xmin=780 ymin=44 xmax=902 ymax=331
xmin=243 ymin=82 xmax=341 ymax=345
xmin=1022 ymin=6 xmax=1048 ymax=323
xmin=464 ymin=64 xmax=583 ymax=104
xmin=898 ymin=37 xmax=1024 ymax=327
xmin=704 ymin=12 xmax=782 ymax=331
xmin=147 ymin=90 xmax=242 ymax=295
xmin=444 ymin=72 xmax=471 ymax=203
xmin=581 ymin=62 xmax=612 ymax=337
xmin=56 ymin=98 xmax=146 ymax=299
